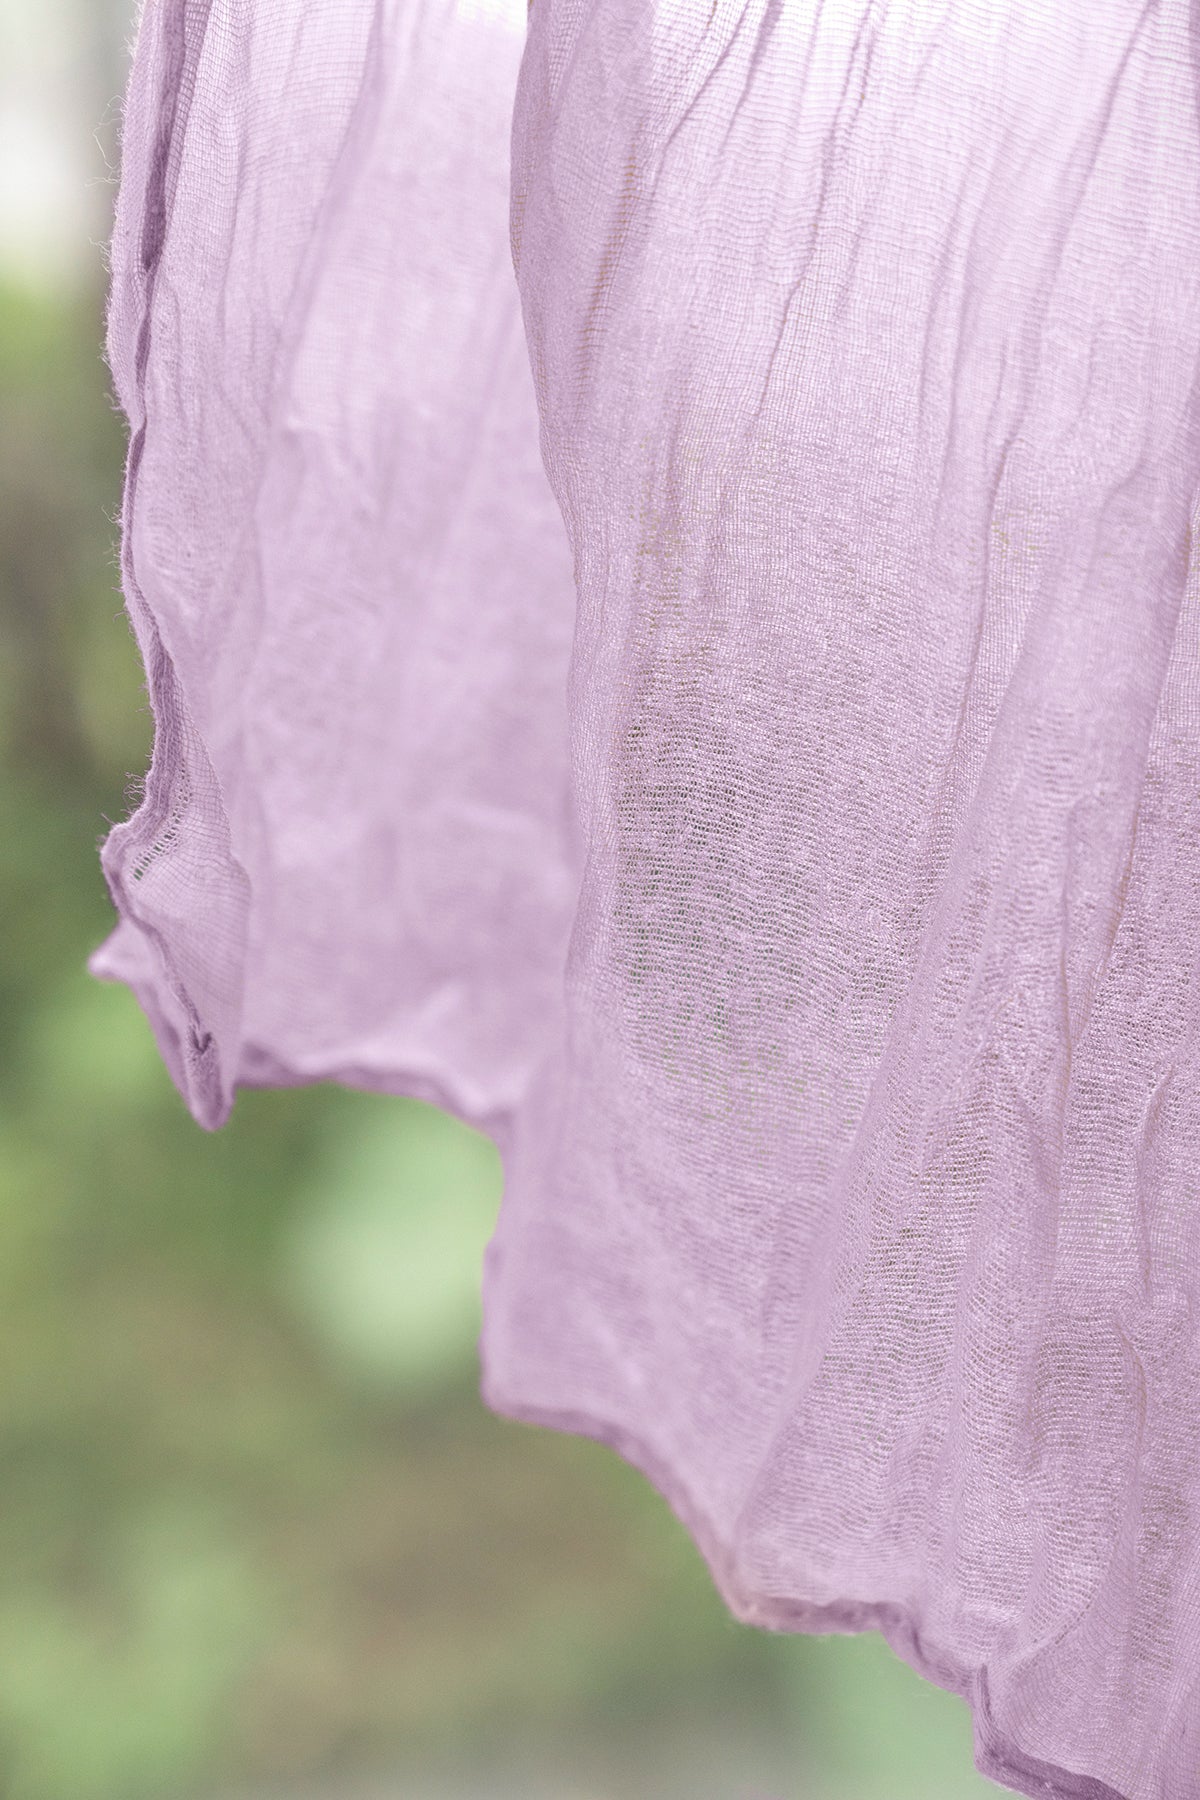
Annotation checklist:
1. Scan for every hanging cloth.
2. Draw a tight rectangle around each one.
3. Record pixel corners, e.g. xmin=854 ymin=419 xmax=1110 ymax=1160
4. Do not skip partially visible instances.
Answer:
xmin=94 ymin=5 xmax=1200 ymax=1794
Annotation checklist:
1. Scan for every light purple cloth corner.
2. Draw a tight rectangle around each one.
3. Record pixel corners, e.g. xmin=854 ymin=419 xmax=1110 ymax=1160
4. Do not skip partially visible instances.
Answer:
xmin=94 ymin=3 xmax=1200 ymax=1794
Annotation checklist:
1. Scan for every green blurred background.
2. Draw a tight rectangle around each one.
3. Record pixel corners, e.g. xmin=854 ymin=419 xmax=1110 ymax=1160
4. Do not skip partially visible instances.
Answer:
xmin=0 ymin=4 xmax=1002 ymax=1797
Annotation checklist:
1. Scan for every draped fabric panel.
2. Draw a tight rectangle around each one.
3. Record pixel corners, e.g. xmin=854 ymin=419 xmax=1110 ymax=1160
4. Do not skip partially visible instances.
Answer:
xmin=94 ymin=3 xmax=1200 ymax=1793
xmin=93 ymin=0 xmax=577 ymax=1139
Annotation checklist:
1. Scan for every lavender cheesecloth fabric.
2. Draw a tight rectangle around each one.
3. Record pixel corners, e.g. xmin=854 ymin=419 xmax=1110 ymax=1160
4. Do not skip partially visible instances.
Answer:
xmin=91 ymin=0 xmax=1200 ymax=1793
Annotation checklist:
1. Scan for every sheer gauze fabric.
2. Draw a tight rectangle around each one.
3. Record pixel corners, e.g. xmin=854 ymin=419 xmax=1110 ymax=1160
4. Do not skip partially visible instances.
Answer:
xmin=94 ymin=1 xmax=1200 ymax=1794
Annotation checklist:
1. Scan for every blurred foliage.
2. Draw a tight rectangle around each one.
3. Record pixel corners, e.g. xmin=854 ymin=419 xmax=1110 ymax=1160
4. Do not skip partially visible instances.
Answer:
xmin=0 ymin=270 xmax=999 ymax=1800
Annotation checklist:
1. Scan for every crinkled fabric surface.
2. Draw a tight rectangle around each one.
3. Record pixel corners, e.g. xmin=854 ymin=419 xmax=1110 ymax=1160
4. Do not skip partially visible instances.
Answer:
xmin=94 ymin=0 xmax=577 ymax=1139
xmin=94 ymin=1 xmax=1200 ymax=1794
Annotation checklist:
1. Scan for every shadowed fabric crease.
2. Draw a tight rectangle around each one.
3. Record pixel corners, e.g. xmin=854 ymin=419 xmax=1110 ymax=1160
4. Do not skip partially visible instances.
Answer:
xmin=92 ymin=2 xmax=1200 ymax=1794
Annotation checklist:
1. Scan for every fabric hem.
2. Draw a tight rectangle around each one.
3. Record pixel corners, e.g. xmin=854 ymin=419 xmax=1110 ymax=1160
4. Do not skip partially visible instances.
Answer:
xmin=478 ymin=1378 xmax=1126 ymax=1800
xmin=237 ymin=1039 xmax=517 ymax=1160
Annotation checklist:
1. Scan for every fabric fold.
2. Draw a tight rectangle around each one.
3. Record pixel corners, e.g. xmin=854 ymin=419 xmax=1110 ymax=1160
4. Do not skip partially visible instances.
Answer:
xmin=93 ymin=0 xmax=578 ymax=1136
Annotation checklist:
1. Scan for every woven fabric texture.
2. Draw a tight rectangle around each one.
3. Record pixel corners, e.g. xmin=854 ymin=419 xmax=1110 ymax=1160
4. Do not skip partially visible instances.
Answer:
xmin=94 ymin=3 xmax=1200 ymax=1794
